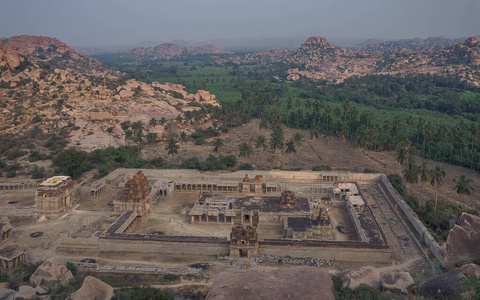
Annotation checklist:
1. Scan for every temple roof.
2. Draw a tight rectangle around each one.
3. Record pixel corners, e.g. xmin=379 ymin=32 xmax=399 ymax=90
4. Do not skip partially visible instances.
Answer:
xmin=120 ymin=171 xmax=151 ymax=202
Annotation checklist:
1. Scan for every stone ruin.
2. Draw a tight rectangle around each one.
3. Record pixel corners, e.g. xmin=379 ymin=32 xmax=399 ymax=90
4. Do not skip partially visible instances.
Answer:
xmin=241 ymin=174 xmax=264 ymax=194
xmin=34 ymin=176 xmax=74 ymax=217
xmin=285 ymin=208 xmax=332 ymax=240
xmin=280 ymin=190 xmax=297 ymax=208
xmin=114 ymin=171 xmax=152 ymax=219
xmin=230 ymin=225 xmax=259 ymax=258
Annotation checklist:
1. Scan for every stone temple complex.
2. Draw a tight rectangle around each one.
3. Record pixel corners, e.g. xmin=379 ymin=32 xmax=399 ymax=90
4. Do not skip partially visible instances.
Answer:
xmin=0 ymin=168 xmax=444 ymax=281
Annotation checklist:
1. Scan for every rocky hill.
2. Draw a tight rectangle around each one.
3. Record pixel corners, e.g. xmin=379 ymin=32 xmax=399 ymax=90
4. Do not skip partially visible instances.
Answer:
xmin=0 ymin=35 xmax=221 ymax=152
xmin=125 ymin=43 xmax=232 ymax=60
xmin=0 ymin=35 xmax=109 ymax=74
xmin=216 ymin=36 xmax=480 ymax=86
xmin=362 ymin=37 xmax=459 ymax=51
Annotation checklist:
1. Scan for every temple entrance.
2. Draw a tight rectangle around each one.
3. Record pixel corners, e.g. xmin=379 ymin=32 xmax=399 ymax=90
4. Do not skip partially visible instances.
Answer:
xmin=240 ymin=249 xmax=248 ymax=257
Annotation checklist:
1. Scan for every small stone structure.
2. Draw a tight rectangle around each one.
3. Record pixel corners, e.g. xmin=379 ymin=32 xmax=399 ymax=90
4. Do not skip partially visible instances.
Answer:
xmin=285 ymin=208 xmax=332 ymax=240
xmin=34 ymin=176 xmax=74 ymax=216
xmin=280 ymin=191 xmax=297 ymax=208
xmin=114 ymin=171 xmax=152 ymax=219
xmin=0 ymin=218 xmax=12 ymax=245
xmin=241 ymin=174 xmax=265 ymax=193
xmin=229 ymin=225 xmax=258 ymax=258
xmin=0 ymin=245 xmax=26 ymax=271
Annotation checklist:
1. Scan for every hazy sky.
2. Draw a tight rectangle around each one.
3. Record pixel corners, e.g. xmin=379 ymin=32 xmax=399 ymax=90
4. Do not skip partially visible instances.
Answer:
xmin=1 ymin=0 xmax=479 ymax=47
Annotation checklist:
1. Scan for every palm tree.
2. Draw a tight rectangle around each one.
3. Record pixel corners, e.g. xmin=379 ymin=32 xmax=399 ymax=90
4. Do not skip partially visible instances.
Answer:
xmin=429 ymin=165 xmax=446 ymax=213
xmin=403 ymin=162 xmax=420 ymax=199
xmin=396 ymin=147 xmax=408 ymax=166
xmin=106 ymin=126 xmax=114 ymax=147
xmin=310 ymin=124 xmax=320 ymax=141
xmin=323 ymin=131 xmax=332 ymax=145
xmin=238 ymin=142 xmax=253 ymax=158
xmin=212 ymin=138 xmax=225 ymax=153
xmin=165 ymin=138 xmax=179 ymax=155
xmin=255 ymin=135 xmax=267 ymax=151
xmin=419 ymin=161 xmax=430 ymax=204
xmin=149 ymin=117 xmax=157 ymax=128
xmin=453 ymin=175 xmax=474 ymax=209
xmin=180 ymin=131 xmax=187 ymax=145
xmin=293 ymin=133 xmax=303 ymax=148
xmin=131 ymin=121 xmax=144 ymax=144
xmin=285 ymin=140 xmax=296 ymax=154
xmin=270 ymin=129 xmax=284 ymax=152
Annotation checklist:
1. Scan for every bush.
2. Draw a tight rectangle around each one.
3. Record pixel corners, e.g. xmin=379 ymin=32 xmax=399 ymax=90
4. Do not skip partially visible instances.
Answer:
xmin=113 ymin=284 xmax=176 ymax=300
xmin=239 ymin=163 xmax=254 ymax=170
xmin=163 ymin=274 xmax=180 ymax=282
xmin=180 ymin=157 xmax=202 ymax=169
xmin=52 ymin=148 xmax=92 ymax=179
xmin=29 ymin=150 xmax=47 ymax=162
xmin=311 ymin=165 xmax=331 ymax=171
xmin=66 ymin=262 xmax=77 ymax=276
xmin=8 ymin=261 xmax=43 ymax=290
xmin=30 ymin=165 xmax=45 ymax=179
xmin=149 ymin=157 xmax=165 ymax=168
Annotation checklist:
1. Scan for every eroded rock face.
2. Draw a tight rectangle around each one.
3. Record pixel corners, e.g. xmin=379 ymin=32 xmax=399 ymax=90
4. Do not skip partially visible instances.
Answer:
xmin=185 ymin=90 xmax=219 ymax=106
xmin=420 ymin=263 xmax=480 ymax=298
xmin=70 ymin=276 xmax=114 ymax=300
xmin=380 ymin=271 xmax=414 ymax=292
xmin=444 ymin=213 xmax=480 ymax=268
xmin=29 ymin=258 xmax=74 ymax=291
xmin=0 ymin=288 xmax=16 ymax=300
xmin=15 ymin=286 xmax=36 ymax=299
xmin=206 ymin=266 xmax=334 ymax=300
xmin=302 ymin=36 xmax=328 ymax=47
xmin=339 ymin=266 xmax=380 ymax=289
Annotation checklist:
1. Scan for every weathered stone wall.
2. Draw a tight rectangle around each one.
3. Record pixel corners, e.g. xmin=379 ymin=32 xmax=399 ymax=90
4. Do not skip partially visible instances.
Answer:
xmin=379 ymin=175 xmax=444 ymax=262
xmin=259 ymin=242 xmax=391 ymax=263
xmin=103 ymin=169 xmax=382 ymax=185
xmin=98 ymin=238 xmax=230 ymax=256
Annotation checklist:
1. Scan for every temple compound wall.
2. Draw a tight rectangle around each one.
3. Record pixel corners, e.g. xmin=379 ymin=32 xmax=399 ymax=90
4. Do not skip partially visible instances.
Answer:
xmin=34 ymin=176 xmax=74 ymax=216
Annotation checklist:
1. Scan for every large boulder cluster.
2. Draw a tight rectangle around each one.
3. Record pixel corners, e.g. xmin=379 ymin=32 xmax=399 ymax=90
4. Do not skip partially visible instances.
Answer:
xmin=339 ymin=266 xmax=414 ymax=293
xmin=443 ymin=213 xmax=480 ymax=268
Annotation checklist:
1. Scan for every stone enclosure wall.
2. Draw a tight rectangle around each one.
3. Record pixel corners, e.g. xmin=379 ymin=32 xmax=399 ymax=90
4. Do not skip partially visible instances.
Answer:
xmin=380 ymin=175 xmax=444 ymax=262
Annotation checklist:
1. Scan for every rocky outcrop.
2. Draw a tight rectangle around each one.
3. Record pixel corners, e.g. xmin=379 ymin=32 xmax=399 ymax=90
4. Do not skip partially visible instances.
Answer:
xmin=339 ymin=266 xmax=380 ymax=289
xmin=380 ymin=271 xmax=414 ymax=292
xmin=286 ymin=69 xmax=322 ymax=81
xmin=70 ymin=276 xmax=114 ymax=300
xmin=1 ymin=35 xmax=108 ymax=74
xmin=216 ymin=36 xmax=480 ymax=86
xmin=185 ymin=90 xmax=219 ymax=106
xmin=29 ymin=258 xmax=74 ymax=291
xmin=363 ymin=37 xmax=458 ymax=52
xmin=206 ymin=266 xmax=334 ymax=300
xmin=301 ymin=36 xmax=328 ymax=47
xmin=0 ymin=288 xmax=16 ymax=300
xmin=420 ymin=263 xmax=480 ymax=298
xmin=444 ymin=213 xmax=480 ymax=268
xmin=0 ymin=41 xmax=23 ymax=70
xmin=15 ymin=286 xmax=36 ymax=299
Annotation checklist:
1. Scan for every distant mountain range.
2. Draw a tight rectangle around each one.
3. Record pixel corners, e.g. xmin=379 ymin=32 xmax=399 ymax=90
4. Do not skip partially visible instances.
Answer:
xmin=74 ymin=35 xmax=480 ymax=55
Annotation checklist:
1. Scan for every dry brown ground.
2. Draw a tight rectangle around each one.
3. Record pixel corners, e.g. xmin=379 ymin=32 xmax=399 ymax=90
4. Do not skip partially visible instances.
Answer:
xmin=142 ymin=119 xmax=480 ymax=211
